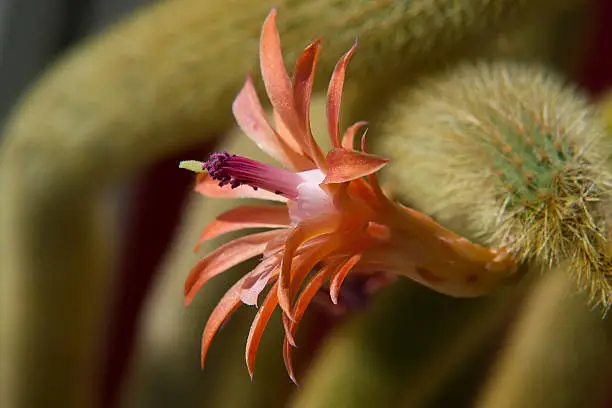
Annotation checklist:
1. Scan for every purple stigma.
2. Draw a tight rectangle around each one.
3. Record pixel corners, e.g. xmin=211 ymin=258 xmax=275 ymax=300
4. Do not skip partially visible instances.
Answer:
xmin=204 ymin=151 xmax=303 ymax=199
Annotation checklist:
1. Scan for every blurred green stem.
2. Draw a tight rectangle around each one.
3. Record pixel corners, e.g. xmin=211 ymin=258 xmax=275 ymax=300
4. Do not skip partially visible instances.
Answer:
xmin=0 ymin=167 xmax=112 ymax=407
xmin=475 ymin=269 xmax=612 ymax=408
xmin=290 ymin=282 xmax=523 ymax=408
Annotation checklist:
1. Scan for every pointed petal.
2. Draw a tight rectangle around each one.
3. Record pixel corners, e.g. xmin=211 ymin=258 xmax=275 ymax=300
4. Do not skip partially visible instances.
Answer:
xmin=259 ymin=10 xmax=301 ymax=141
xmin=287 ymin=242 xmax=340 ymax=309
xmin=360 ymin=130 xmax=369 ymax=152
xmin=354 ymin=128 xmax=390 ymax=202
xmin=233 ymin=76 xmax=311 ymax=170
xmin=278 ymin=217 xmax=341 ymax=317
xmin=292 ymin=40 xmax=320 ymax=125
xmin=240 ymin=259 xmax=280 ymax=306
xmin=200 ymin=274 xmax=249 ymax=368
xmin=322 ymin=148 xmax=389 ymax=184
xmin=273 ymin=109 xmax=305 ymax=154
xmin=329 ymin=253 xmax=362 ymax=304
xmin=195 ymin=173 xmax=287 ymax=202
xmin=245 ymin=282 xmax=279 ymax=378
xmin=282 ymin=330 xmax=298 ymax=384
xmin=281 ymin=312 xmax=296 ymax=347
xmin=366 ymin=169 xmax=388 ymax=202
xmin=263 ymin=231 xmax=290 ymax=257
xmin=240 ymin=272 xmax=275 ymax=307
xmin=327 ymin=41 xmax=357 ymax=148
xmin=185 ymin=230 xmax=284 ymax=305
xmin=341 ymin=121 xmax=367 ymax=150
xmin=195 ymin=205 xmax=290 ymax=247
xmin=283 ymin=265 xmax=331 ymax=383
xmin=292 ymin=40 xmax=327 ymax=168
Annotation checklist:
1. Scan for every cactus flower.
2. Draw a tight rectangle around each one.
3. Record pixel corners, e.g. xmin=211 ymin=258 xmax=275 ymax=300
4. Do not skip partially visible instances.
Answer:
xmin=179 ymin=8 xmax=517 ymax=382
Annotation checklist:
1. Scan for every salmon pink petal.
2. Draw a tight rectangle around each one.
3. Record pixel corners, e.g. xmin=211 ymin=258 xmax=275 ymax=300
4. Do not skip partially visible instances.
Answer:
xmin=283 ymin=265 xmax=331 ymax=384
xmin=281 ymin=313 xmax=296 ymax=348
xmin=194 ymin=173 xmax=287 ymax=202
xmin=288 ymin=242 xmax=340 ymax=307
xmin=272 ymin=110 xmax=305 ymax=155
xmin=259 ymin=10 xmax=301 ymax=141
xmin=278 ymin=217 xmax=341 ymax=317
xmin=263 ymin=231 xmax=290 ymax=257
xmin=185 ymin=230 xmax=284 ymax=305
xmin=360 ymin=131 xmax=369 ymax=152
xmin=241 ymin=254 xmax=280 ymax=286
xmin=365 ymin=169 xmax=388 ymax=202
xmin=233 ymin=76 xmax=309 ymax=169
xmin=240 ymin=272 xmax=276 ymax=307
xmin=281 ymin=329 xmax=296 ymax=384
xmin=280 ymin=247 xmax=335 ymax=348
xmin=329 ymin=253 xmax=362 ymax=304
xmin=200 ymin=274 xmax=249 ymax=368
xmin=341 ymin=121 xmax=367 ymax=150
xmin=327 ymin=41 xmax=357 ymax=148
xmin=240 ymin=258 xmax=280 ymax=306
xmin=322 ymin=148 xmax=389 ymax=184
xmin=354 ymin=131 xmax=390 ymax=201
xmin=292 ymin=40 xmax=321 ymax=125
xmin=245 ymin=282 xmax=279 ymax=378
xmin=292 ymin=40 xmax=327 ymax=168
xmin=195 ymin=205 xmax=290 ymax=247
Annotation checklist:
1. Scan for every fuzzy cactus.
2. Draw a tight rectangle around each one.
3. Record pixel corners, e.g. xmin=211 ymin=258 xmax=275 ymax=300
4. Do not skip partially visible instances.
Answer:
xmin=378 ymin=61 xmax=612 ymax=306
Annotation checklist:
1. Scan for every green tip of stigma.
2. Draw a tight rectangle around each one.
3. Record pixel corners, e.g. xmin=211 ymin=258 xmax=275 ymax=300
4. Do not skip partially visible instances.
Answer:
xmin=179 ymin=160 xmax=207 ymax=174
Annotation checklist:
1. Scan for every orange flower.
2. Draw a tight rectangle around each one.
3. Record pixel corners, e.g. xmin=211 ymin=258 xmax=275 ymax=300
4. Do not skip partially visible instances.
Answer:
xmin=179 ymin=9 xmax=517 ymax=382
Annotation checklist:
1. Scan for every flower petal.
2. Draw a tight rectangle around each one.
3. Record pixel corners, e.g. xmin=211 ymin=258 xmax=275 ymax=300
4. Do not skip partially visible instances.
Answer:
xmin=287 ymin=241 xmax=340 ymax=307
xmin=352 ymin=129 xmax=390 ymax=202
xmin=272 ymin=110 xmax=304 ymax=154
xmin=245 ymin=281 xmax=279 ymax=378
xmin=283 ymin=264 xmax=331 ymax=384
xmin=327 ymin=41 xmax=357 ymax=148
xmin=200 ymin=274 xmax=249 ymax=368
xmin=322 ymin=148 xmax=389 ymax=184
xmin=281 ymin=313 xmax=296 ymax=348
xmin=185 ymin=230 xmax=284 ymax=305
xmin=195 ymin=173 xmax=287 ymax=202
xmin=278 ymin=217 xmax=341 ymax=318
xmin=233 ymin=76 xmax=311 ymax=170
xmin=341 ymin=121 xmax=367 ymax=150
xmin=329 ymin=253 xmax=362 ymax=304
xmin=240 ymin=258 xmax=280 ymax=306
xmin=195 ymin=205 xmax=290 ymax=248
xmin=259 ymin=9 xmax=301 ymax=142
xmin=292 ymin=40 xmax=327 ymax=168
xmin=263 ymin=231 xmax=290 ymax=257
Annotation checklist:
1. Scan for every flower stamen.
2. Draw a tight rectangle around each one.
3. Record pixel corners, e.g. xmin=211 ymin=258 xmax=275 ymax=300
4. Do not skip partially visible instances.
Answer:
xmin=204 ymin=152 xmax=303 ymax=200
